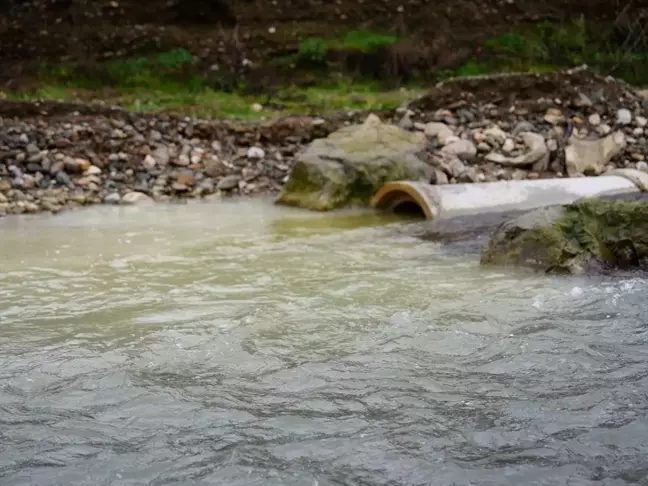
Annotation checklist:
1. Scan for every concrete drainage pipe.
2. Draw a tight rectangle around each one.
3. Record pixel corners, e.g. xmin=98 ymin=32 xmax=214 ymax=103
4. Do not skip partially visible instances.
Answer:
xmin=370 ymin=169 xmax=648 ymax=220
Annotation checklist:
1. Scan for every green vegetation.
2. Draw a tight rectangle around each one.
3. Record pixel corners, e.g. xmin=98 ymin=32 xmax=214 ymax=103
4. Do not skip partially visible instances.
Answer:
xmin=5 ymin=20 xmax=647 ymax=119
xmin=4 ymin=75 xmax=422 ymax=120
xmin=295 ymin=29 xmax=400 ymax=65
xmin=39 ymin=48 xmax=203 ymax=91
xmin=334 ymin=30 xmax=400 ymax=52
xmin=441 ymin=16 xmax=648 ymax=85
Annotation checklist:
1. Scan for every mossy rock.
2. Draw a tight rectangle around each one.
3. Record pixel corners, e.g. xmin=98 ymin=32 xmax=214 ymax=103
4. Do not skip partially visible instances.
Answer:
xmin=276 ymin=114 xmax=433 ymax=211
xmin=480 ymin=197 xmax=648 ymax=274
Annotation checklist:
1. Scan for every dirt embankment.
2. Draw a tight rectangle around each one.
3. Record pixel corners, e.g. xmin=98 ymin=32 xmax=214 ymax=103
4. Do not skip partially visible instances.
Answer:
xmin=2 ymin=0 xmax=647 ymax=87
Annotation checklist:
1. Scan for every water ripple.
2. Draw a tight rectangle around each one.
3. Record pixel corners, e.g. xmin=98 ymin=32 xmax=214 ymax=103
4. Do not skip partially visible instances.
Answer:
xmin=1 ymin=203 xmax=648 ymax=485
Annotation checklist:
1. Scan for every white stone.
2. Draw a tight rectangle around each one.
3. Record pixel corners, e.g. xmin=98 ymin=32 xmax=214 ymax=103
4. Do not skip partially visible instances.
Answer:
xmin=501 ymin=138 xmax=515 ymax=154
xmin=484 ymin=125 xmax=508 ymax=143
xmin=616 ymin=108 xmax=632 ymax=125
xmin=588 ymin=113 xmax=601 ymax=126
xmin=485 ymin=152 xmax=507 ymax=164
xmin=247 ymin=146 xmax=265 ymax=159
xmin=85 ymin=165 xmax=102 ymax=175
xmin=565 ymin=131 xmax=626 ymax=176
xmin=121 ymin=191 xmax=154 ymax=205
xmin=103 ymin=193 xmax=121 ymax=204
xmin=441 ymin=139 xmax=477 ymax=158
xmin=424 ymin=122 xmax=455 ymax=145
xmin=143 ymin=154 xmax=156 ymax=170
xmin=441 ymin=135 xmax=460 ymax=146
xmin=597 ymin=124 xmax=612 ymax=136
xmin=544 ymin=108 xmax=564 ymax=125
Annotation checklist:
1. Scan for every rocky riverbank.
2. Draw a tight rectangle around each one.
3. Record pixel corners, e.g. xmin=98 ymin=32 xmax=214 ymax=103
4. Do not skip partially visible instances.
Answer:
xmin=1 ymin=68 xmax=648 ymax=217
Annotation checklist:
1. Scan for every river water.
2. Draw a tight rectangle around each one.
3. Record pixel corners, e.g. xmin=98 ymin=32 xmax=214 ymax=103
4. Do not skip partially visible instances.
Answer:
xmin=1 ymin=199 xmax=648 ymax=486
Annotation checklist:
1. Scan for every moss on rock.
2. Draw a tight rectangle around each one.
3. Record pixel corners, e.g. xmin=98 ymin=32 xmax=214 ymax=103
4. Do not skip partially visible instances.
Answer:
xmin=481 ymin=197 xmax=648 ymax=274
xmin=276 ymin=114 xmax=433 ymax=211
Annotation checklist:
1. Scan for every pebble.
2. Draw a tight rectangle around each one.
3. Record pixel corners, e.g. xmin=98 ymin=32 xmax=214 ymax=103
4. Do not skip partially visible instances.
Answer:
xmin=217 ymin=175 xmax=241 ymax=190
xmin=441 ymin=140 xmax=476 ymax=159
xmin=424 ymin=122 xmax=454 ymax=145
xmin=617 ymin=108 xmax=632 ymax=125
xmin=484 ymin=125 xmax=507 ymax=144
xmin=597 ymin=124 xmax=612 ymax=136
xmin=588 ymin=113 xmax=601 ymax=126
xmin=247 ymin=147 xmax=265 ymax=159
xmin=143 ymin=154 xmax=157 ymax=170
xmin=501 ymin=138 xmax=515 ymax=154
xmin=104 ymin=193 xmax=121 ymax=204
xmin=86 ymin=165 xmax=102 ymax=175
xmin=122 ymin=191 xmax=153 ymax=205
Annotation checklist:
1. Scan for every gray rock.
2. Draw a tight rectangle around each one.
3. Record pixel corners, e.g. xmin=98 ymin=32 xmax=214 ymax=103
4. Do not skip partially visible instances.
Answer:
xmin=397 ymin=112 xmax=413 ymax=130
xmin=217 ymin=175 xmax=241 ymax=190
xmin=433 ymin=169 xmax=449 ymax=185
xmin=104 ymin=193 xmax=121 ymax=204
xmin=511 ymin=122 xmax=535 ymax=137
xmin=446 ymin=157 xmax=467 ymax=178
xmin=483 ymin=132 xmax=548 ymax=169
xmin=457 ymin=167 xmax=480 ymax=183
xmin=55 ymin=171 xmax=74 ymax=188
xmin=481 ymin=196 xmax=648 ymax=275
xmin=277 ymin=114 xmax=433 ymax=210
xmin=25 ymin=143 xmax=39 ymax=155
xmin=198 ymin=178 xmax=216 ymax=192
xmin=484 ymin=127 xmax=507 ymax=146
xmin=152 ymin=146 xmax=170 ymax=166
xmin=565 ymin=131 xmax=626 ymax=176
xmin=440 ymin=139 xmax=477 ymax=159
xmin=424 ymin=122 xmax=455 ymax=145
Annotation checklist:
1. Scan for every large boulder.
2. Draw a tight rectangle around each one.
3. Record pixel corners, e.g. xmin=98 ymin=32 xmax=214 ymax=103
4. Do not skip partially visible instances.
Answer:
xmin=276 ymin=114 xmax=433 ymax=211
xmin=480 ymin=194 xmax=648 ymax=274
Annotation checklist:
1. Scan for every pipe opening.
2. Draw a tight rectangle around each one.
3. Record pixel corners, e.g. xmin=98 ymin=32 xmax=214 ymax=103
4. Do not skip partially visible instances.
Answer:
xmin=371 ymin=183 xmax=436 ymax=220
xmin=391 ymin=200 xmax=426 ymax=218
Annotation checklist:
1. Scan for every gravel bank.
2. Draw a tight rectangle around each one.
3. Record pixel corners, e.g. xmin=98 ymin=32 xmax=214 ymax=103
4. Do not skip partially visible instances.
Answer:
xmin=2 ymin=69 xmax=648 ymax=217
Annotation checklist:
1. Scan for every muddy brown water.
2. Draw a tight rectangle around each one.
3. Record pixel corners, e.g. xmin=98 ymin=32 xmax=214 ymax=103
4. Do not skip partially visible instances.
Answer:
xmin=1 ymin=199 xmax=648 ymax=486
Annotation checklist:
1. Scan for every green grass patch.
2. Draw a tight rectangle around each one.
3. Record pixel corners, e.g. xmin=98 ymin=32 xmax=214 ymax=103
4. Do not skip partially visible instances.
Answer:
xmin=336 ymin=30 xmax=400 ymax=52
xmin=475 ymin=17 xmax=648 ymax=85
xmin=36 ymin=48 xmax=207 ymax=92
xmin=296 ymin=29 xmax=400 ymax=65
xmin=4 ymin=76 xmax=423 ymax=120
